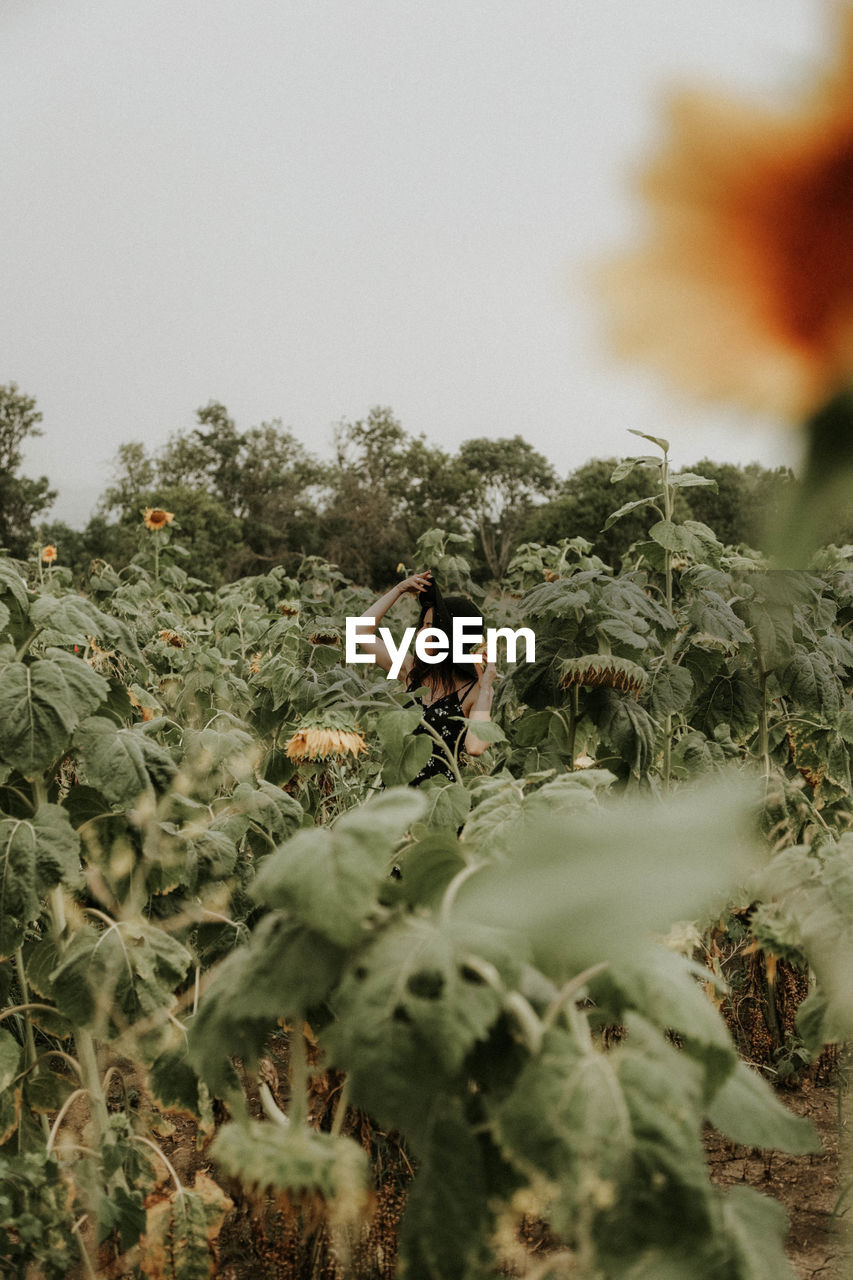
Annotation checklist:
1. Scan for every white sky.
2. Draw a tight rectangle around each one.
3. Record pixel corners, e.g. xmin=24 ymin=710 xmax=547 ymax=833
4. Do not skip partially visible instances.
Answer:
xmin=1 ymin=0 xmax=828 ymax=526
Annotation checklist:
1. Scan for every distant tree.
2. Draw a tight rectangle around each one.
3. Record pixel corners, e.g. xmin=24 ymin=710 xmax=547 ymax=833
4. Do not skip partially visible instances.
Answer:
xmin=322 ymin=407 xmax=467 ymax=584
xmin=740 ymin=463 xmax=798 ymax=548
xmin=520 ymin=456 xmax=665 ymax=567
xmin=678 ymin=460 xmax=747 ymax=546
xmin=96 ymin=403 xmax=325 ymax=581
xmin=0 ymin=383 xmax=56 ymax=557
xmin=455 ymin=436 xmax=557 ymax=579
xmin=99 ymin=441 xmax=157 ymax=518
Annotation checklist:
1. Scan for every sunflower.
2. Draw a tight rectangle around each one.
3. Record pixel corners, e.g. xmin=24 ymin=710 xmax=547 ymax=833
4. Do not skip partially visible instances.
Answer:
xmin=285 ymin=726 xmax=367 ymax=763
xmin=159 ymin=629 xmax=185 ymax=648
xmin=143 ymin=508 xmax=175 ymax=531
xmin=308 ymin=630 xmax=340 ymax=647
xmin=559 ymin=655 xmax=646 ymax=696
xmin=40 ymin=545 xmax=58 ymax=563
xmin=598 ymin=6 xmax=853 ymax=420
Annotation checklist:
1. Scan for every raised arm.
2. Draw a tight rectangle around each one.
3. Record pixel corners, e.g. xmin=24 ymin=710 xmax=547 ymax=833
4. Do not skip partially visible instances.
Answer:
xmin=359 ymin=570 xmax=432 ymax=675
xmin=463 ymin=661 xmax=496 ymax=755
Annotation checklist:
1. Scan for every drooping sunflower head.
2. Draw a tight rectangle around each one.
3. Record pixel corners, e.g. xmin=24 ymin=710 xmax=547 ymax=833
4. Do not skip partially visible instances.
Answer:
xmin=40 ymin=545 xmax=58 ymax=564
xmin=159 ymin=629 xmax=185 ymax=648
xmin=285 ymin=724 xmax=367 ymax=763
xmin=143 ymin=508 xmax=175 ymax=531
xmin=308 ymin=622 xmax=341 ymax=646
xmin=559 ymin=655 xmax=646 ymax=697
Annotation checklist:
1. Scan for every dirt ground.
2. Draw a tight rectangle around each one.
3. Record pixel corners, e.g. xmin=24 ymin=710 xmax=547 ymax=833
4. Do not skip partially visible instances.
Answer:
xmin=161 ymin=1068 xmax=850 ymax=1279
xmin=93 ymin=1034 xmax=851 ymax=1278
xmin=705 ymin=1079 xmax=849 ymax=1280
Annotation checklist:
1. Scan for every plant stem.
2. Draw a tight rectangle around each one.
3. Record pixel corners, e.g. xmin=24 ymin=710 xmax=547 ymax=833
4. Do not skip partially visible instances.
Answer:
xmin=568 ymin=683 xmax=579 ymax=765
xmin=288 ymin=1024 xmax=309 ymax=1129
xmin=15 ymin=948 xmax=50 ymax=1140
xmin=758 ymin=670 xmax=770 ymax=776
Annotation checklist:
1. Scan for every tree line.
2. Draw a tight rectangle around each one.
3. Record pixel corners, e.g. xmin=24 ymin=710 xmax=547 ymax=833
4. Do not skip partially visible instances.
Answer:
xmin=0 ymin=382 xmax=810 ymax=586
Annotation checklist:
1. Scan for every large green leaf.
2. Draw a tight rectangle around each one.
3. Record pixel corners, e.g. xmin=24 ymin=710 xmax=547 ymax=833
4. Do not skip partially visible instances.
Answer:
xmin=645 ymin=662 xmax=693 ymax=720
xmin=189 ymin=915 xmax=346 ymax=1094
xmin=375 ymin=707 xmax=434 ymax=786
xmin=324 ymin=912 xmax=510 ymax=1130
xmin=252 ymin=789 xmax=424 ymax=946
xmin=494 ymin=1025 xmax=633 ymax=1189
xmin=706 ymin=1060 xmax=819 ymax=1153
xmin=780 ymin=651 xmax=843 ymax=717
xmin=591 ymin=688 xmax=657 ymax=774
xmin=687 ymin=591 xmax=749 ymax=649
xmin=29 ymin=595 xmax=142 ymax=662
xmin=692 ymin=666 xmax=762 ymax=739
xmin=74 ymin=716 xmax=177 ymax=805
xmin=0 ymin=806 xmax=82 ymax=958
xmin=603 ymin=495 xmax=664 ymax=530
xmin=0 ymin=561 xmax=29 ymax=611
xmin=0 ymin=1029 xmax=21 ymax=1093
xmin=0 ymin=650 xmax=108 ymax=776
xmin=50 ymin=920 xmax=191 ymax=1042
xmin=720 ymin=1186 xmax=797 ymax=1280
xmin=454 ymin=776 xmax=761 ymax=980
xmin=592 ymin=947 xmax=735 ymax=1098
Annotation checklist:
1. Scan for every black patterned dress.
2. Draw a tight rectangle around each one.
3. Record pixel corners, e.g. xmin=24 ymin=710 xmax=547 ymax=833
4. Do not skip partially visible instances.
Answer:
xmin=409 ymin=678 xmax=478 ymax=787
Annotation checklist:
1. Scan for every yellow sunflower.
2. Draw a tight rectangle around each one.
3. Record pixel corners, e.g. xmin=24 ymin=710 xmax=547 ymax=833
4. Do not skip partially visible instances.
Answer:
xmin=40 ymin=545 xmax=58 ymax=563
xmin=598 ymin=6 xmax=853 ymax=421
xmin=143 ymin=508 xmax=175 ymax=531
xmin=285 ymin=727 xmax=367 ymax=763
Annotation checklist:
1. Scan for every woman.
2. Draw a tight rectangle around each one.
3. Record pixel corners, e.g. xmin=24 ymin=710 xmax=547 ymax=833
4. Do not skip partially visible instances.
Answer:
xmin=361 ymin=569 xmax=496 ymax=784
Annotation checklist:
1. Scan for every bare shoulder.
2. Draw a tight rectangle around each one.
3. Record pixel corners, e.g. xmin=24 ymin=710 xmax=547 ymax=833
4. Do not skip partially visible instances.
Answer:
xmin=460 ymin=668 xmax=487 ymax=713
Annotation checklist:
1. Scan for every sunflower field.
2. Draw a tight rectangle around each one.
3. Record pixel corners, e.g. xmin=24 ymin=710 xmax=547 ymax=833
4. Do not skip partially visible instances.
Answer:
xmin=0 ymin=437 xmax=851 ymax=1280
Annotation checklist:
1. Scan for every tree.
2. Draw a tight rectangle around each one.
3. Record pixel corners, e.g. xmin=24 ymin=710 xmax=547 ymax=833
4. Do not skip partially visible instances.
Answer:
xmin=524 ymin=456 xmax=695 ymax=566
xmin=455 ymin=436 xmax=557 ymax=579
xmin=0 ymin=383 xmax=56 ymax=557
xmin=321 ymin=407 xmax=467 ymax=584
xmin=95 ymin=403 xmax=327 ymax=581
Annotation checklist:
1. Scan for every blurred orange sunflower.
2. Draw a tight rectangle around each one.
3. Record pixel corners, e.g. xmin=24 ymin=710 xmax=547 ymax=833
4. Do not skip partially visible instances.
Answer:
xmin=285 ymin=727 xmax=367 ymax=763
xmin=143 ymin=508 xmax=175 ymax=530
xmin=40 ymin=545 xmax=58 ymax=563
xmin=599 ymin=6 xmax=853 ymax=420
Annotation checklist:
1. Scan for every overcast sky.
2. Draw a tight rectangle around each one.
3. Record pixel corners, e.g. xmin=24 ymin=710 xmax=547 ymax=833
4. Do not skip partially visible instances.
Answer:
xmin=2 ymin=0 xmax=827 ymax=526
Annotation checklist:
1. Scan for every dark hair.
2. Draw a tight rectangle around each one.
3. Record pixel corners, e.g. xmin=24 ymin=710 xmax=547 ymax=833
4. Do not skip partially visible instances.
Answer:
xmin=407 ymin=577 xmax=485 ymax=694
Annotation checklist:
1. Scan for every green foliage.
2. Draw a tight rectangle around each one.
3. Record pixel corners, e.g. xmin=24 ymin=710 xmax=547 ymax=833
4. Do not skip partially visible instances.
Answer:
xmin=0 ymin=384 xmax=56 ymax=558
xmin=0 ymin=476 xmax=849 ymax=1278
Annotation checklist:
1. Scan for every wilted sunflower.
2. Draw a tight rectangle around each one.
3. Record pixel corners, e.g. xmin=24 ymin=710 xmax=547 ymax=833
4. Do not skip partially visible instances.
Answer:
xmin=560 ymin=655 xmax=646 ymax=696
xmin=308 ymin=630 xmax=340 ymax=647
xmin=159 ymin=629 xmax=185 ymax=648
xmin=40 ymin=545 xmax=58 ymax=563
xmin=598 ymin=6 xmax=853 ymax=420
xmin=143 ymin=507 xmax=175 ymax=531
xmin=279 ymin=600 xmax=300 ymax=617
xmin=285 ymin=726 xmax=367 ymax=763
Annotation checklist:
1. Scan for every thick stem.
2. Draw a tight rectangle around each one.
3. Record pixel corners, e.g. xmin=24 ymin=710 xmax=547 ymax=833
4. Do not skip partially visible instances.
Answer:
xmin=15 ymin=949 xmax=50 ymax=1140
xmin=758 ymin=671 xmax=770 ymax=776
xmin=288 ymin=1025 xmax=309 ymax=1129
xmin=75 ymin=1032 xmax=110 ymax=1150
xmin=661 ymin=451 xmax=675 ymax=789
xmin=568 ymin=684 xmax=579 ymax=766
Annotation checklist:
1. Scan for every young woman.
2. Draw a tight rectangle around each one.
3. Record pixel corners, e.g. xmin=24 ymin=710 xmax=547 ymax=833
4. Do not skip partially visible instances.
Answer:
xmin=361 ymin=569 xmax=496 ymax=784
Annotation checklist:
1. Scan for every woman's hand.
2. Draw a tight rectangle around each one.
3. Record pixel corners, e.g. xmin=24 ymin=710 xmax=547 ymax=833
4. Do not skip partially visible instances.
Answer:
xmin=479 ymin=660 xmax=498 ymax=689
xmin=398 ymin=569 xmax=432 ymax=597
